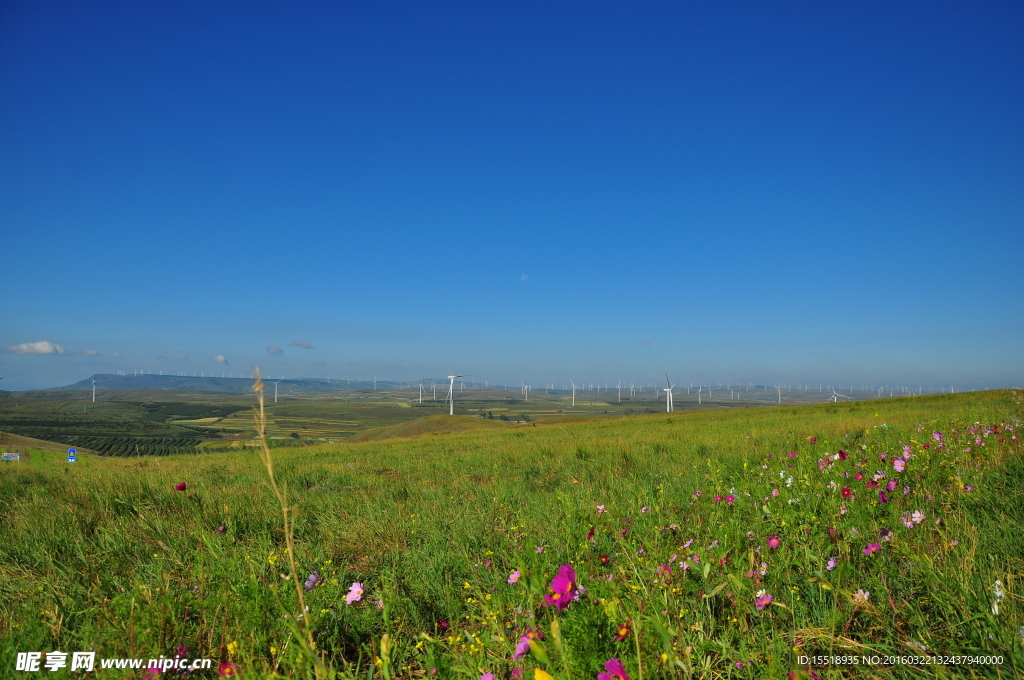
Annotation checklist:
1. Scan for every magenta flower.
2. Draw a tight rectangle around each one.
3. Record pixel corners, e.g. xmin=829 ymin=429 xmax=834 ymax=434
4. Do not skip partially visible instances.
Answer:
xmin=656 ymin=563 xmax=672 ymax=577
xmin=542 ymin=563 xmax=577 ymax=610
xmin=535 ymin=546 xmax=545 ymax=553
xmin=878 ymin=491 xmax=889 ymax=504
xmin=217 ymin=525 xmax=226 ymax=533
xmin=480 ymin=674 xmax=495 ymax=680
xmin=508 ymin=570 xmax=521 ymax=584
xmin=854 ymin=472 xmax=863 ymax=481
xmin=174 ymin=482 xmax=187 ymax=491
xmin=597 ymin=658 xmax=630 ymax=680
xmin=512 ymin=636 xmax=530 ymax=659
xmin=713 ymin=494 xmax=723 ymax=502
xmin=886 ymin=479 xmax=897 ymax=492
xmin=841 ymin=487 xmax=852 ymax=498
xmin=767 ymin=535 xmax=781 ymax=549
xmin=586 ymin=526 xmax=595 ymax=540
xmin=755 ymin=589 xmax=773 ymax=610
xmin=863 ymin=543 xmax=880 ymax=555
xmin=724 ymin=494 xmax=736 ymax=504
xmin=512 ymin=669 xmax=523 ymax=679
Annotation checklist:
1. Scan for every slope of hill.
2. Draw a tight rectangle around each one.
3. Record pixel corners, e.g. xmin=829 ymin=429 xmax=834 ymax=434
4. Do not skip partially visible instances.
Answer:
xmin=346 ymin=413 xmax=510 ymax=442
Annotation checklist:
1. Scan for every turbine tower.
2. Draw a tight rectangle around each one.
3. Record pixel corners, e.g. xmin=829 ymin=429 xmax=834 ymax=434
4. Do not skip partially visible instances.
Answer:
xmin=828 ymin=387 xmax=849 ymax=403
xmin=569 ymin=379 xmax=577 ymax=407
xmin=273 ymin=378 xmax=283 ymax=403
xmin=664 ymin=374 xmax=674 ymax=412
xmin=92 ymin=378 xmax=97 ymax=403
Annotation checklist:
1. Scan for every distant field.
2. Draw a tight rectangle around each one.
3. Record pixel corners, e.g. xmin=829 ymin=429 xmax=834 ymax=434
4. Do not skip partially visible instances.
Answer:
xmin=1 ymin=390 xmax=1021 ymax=678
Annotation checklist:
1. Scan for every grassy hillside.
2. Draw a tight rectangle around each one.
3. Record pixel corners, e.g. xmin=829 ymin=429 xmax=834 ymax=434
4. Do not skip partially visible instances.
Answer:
xmin=1 ymin=391 xmax=1022 ymax=678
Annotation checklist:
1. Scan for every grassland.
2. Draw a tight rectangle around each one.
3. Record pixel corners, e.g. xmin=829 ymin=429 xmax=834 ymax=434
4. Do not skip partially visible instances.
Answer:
xmin=1 ymin=390 xmax=1022 ymax=678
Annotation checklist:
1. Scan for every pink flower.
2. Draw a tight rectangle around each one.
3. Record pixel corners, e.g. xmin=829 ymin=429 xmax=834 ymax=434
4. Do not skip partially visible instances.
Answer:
xmin=894 ymin=458 xmax=906 ymax=472
xmin=512 ymin=636 xmax=530 ymax=659
xmin=535 ymin=546 xmax=545 ymax=553
xmin=713 ymin=494 xmax=723 ymax=502
xmin=174 ymin=482 xmax=187 ymax=491
xmin=641 ymin=506 xmax=650 ymax=513
xmin=767 ymin=535 xmax=781 ymax=549
xmin=218 ymin=663 xmax=237 ymax=677
xmin=512 ymin=669 xmax=523 ymax=679
xmin=854 ymin=472 xmax=863 ymax=481
xmin=863 ymin=542 xmax=880 ymax=555
xmin=597 ymin=658 xmax=630 ymax=680
xmin=755 ymin=589 xmax=773 ymax=610
xmin=542 ymin=563 xmax=577 ymax=610
xmin=724 ymin=495 xmax=735 ymax=504
xmin=886 ymin=479 xmax=897 ymax=492
xmin=345 ymin=582 xmax=363 ymax=604
xmin=596 ymin=504 xmax=607 ymax=514
xmin=656 ymin=563 xmax=672 ymax=577
xmin=481 ymin=674 xmax=495 ymax=680
xmin=508 ymin=570 xmax=521 ymax=584
xmin=841 ymin=487 xmax=852 ymax=498
xmin=771 ymin=489 xmax=780 ymax=497
xmin=826 ymin=557 xmax=837 ymax=571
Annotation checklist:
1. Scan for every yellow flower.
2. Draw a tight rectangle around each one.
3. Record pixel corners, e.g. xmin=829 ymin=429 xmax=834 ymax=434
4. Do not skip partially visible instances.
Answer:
xmin=535 ymin=670 xmax=554 ymax=680
xmin=227 ymin=641 xmax=239 ymax=655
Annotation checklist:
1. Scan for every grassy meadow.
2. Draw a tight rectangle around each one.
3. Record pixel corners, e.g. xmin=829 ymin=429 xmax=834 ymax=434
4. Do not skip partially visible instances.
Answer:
xmin=1 ymin=390 xmax=1023 ymax=678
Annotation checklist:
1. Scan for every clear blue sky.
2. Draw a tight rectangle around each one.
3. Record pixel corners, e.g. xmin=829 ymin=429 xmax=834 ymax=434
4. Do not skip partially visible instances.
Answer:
xmin=2 ymin=1 xmax=1022 ymax=391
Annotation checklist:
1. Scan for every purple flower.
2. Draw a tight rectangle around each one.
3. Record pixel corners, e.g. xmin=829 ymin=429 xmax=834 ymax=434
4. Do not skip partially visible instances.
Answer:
xmin=217 ymin=525 xmax=226 ymax=533
xmin=768 ymin=535 xmax=781 ymax=549
xmin=863 ymin=543 xmax=880 ymax=555
xmin=304 ymin=571 xmax=321 ymax=592
xmin=508 ymin=570 xmax=521 ymax=584
xmin=512 ymin=636 xmax=530 ymax=659
xmin=886 ymin=479 xmax=897 ymax=492
xmin=826 ymin=557 xmax=837 ymax=571
xmin=480 ymin=674 xmax=495 ymax=680
xmin=755 ymin=589 xmax=773 ymax=610
xmin=597 ymin=658 xmax=630 ymax=680
xmin=878 ymin=491 xmax=889 ymax=504
xmin=894 ymin=458 xmax=906 ymax=472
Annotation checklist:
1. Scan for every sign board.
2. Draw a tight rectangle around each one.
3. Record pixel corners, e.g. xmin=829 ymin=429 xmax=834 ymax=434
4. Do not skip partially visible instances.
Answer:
xmin=67 ymin=448 xmax=77 ymax=463
xmin=1 ymin=452 xmax=20 ymax=462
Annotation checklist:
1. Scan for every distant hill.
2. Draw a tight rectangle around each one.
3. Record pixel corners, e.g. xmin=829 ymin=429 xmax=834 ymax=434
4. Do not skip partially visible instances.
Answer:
xmin=60 ymin=374 xmax=380 ymax=395
xmin=347 ymin=414 xmax=508 ymax=442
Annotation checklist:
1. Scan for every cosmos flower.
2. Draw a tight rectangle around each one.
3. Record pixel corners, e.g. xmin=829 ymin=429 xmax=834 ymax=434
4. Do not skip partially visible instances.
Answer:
xmin=218 ymin=663 xmax=237 ymax=677
xmin=217 ymin=525 xmax=226 ymax=533
xmin=912 ymin=511 xmax=925 ymax=524
xmin=827 ymin=557 xmax=837 ymax=571
xmin=755 ymin=589 xmax=773 ymax=610
xmin=841 ymin=487 xmax=852 ymax=498
xmin=508 ymin=570 xmax=521 ymax=584
xmin=345 ymin=582 xmax=363 ymax=604
xmin=886 ymin=479 xmax=897 ymax=492
xmin=174 ymin=482 xmax=187 ymax=491
xmin=878 ymin=491 xmax=889 ymax=504
xmin=863 ymin=543 xmax=880 ymax=555
xmin=852 ymin=589 xmax=870 ymax=606
xmin=614 ymin=620 xmax=631 ymax=642
xmin=894 ymin=459 xmax=906 ymax=472
xmin=768 ymin=535 xmax=781 ymax=549
xmin=542 ymin=564 xmax=577 ymax=610
xmin=597 ymin=658 xmax=630 ymax=680
xmin=596 ymin=505 xmax=607 ymax=514
xmin=599 ymin=555 xmax=610 ymax=565
xmin=304 ymin=572 xmax=321 ymax=592
xmin=724 ymin=495 xmax=736 ymax=504
xmin=771 ymin=489 xmax=780 ymax=497
xmin=587 ymin=526 xmax=595 ymax=540
xmin=513 ymin=636 xmax=530 ymax=659
xmin=481 ymin=674 xmax=495 ymax=680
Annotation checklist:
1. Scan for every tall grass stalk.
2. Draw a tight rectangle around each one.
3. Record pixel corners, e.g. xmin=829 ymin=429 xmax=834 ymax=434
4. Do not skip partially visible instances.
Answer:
xmin=252 ymin=367 xmax=330 ymax=679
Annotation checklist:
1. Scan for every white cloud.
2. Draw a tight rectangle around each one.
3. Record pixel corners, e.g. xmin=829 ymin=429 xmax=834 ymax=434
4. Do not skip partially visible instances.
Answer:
xmin=291 ymin=340 xmax=315 ymax=349
xmin=180 ymin=354 xmax=189 ymax=360
xmin=4 ymin=341 xmax=66 ymax=355
xmin=82 ymin=350 xmax=100 ymax=356
xmin=110 ymin=352 xmax=123 ymax=358
xmin=266 ymin=344 xmax=284 ymax=355
xmin=214 ymin=355 xmax=229 ymax=365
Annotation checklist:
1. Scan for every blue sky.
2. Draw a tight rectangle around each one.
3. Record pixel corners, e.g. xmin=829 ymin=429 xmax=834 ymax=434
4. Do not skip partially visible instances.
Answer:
xmin=2 ymin=1 xmax=1022 ymax=391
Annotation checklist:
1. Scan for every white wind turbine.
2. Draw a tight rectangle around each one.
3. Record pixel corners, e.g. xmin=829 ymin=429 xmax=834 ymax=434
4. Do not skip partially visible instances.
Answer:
xmin=92 ymin=378 xmax=97 ymax=403
xmin=569 ymin=379 xmax=577 ymax=407
xmin=444 ymin=360 xmax=471 ymax=415
xmin=664 ymin=374 xmax=674 ymax=412
xmin=827 ymin=386 xmax=849 ymax=403
xmin=272 ymin=378 xmax=283 ymax=403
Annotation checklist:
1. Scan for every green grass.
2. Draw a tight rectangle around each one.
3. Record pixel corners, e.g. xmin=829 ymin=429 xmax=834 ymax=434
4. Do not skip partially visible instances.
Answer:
xmin=1 ymin=391 xmax=1022 ymax=678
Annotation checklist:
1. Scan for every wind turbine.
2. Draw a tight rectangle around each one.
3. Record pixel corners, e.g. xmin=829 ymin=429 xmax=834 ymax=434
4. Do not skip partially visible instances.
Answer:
xmin=418 ymin=382 xmax=424 ymax=404
xmin=91 ymin=378 xmax=97 ymax=403
xmin=827 ymin=387 xmax=849 ymax=403
xmin=444 ymin=360 xmax=471 ymax=415
xmin=569 ymin=379 xmax=577 ymax=407
xmin=697 ymin=385 xmax=703 ymax=404
xmin=273 ymin=378 xmax=283 ymax=403
xmin=664 ymin=374 xmax=674 ymax=412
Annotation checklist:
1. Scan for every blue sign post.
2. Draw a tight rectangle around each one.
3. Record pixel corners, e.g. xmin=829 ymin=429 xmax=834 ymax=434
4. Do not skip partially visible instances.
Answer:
xmin=67 ymin=448 xmax=77 ymax=463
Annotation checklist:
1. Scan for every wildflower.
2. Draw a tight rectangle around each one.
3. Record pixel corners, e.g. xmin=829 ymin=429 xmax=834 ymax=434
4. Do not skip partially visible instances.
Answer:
xmin=439 ymin=620 xmax=448 ymax=629
xmin=879 ymin=528 xmax=892 ymax=542
xmin=656 ymin=563 xmax=672 ymax=577
xmin=682 ymin=538 xmax=694 ymax=548
xmin=964 ymin=484 xmax=974 ymax=492
xmin=768 ymin=535 xmax=781 ymax=549
xmin=713 ymin=495 xmax=723 ymax=502
xmin=692 ymin=489 xmax=702 ymax=499
xmin=508 ymin=570 xmax=521 ymax=584
xmin=599 ymin=555 xmax=610 ymax=565
xmin=886 ymin=479 xmax=897 ymax=492
xmin=912 ymin=511 xmax=925 ymax=524
xmin=771 ymin=489 xmax=780 ymax=497
xmin=852 ymin=589 xmax=870 ymax=605
xmin=878 ymin=491 xmax=889 ymax=504
xmin=596 ymin=505 xmax=607 ymax=514
xmin=513 ymin=636 xmax=530 ymax=659
xmin=542 ymin=563 xmax=577 ymax=610
xmin=758 ymin=562 xmax=767 ymax=576
xmin=586 ymin=526 xmax=595 ymax=540
xmin=636 ymin=548 xmax=645 ymax=556
xmin=481 ymin=674 xmax=495 ymax=680
xmin=218 ymin=663 xmax=237 ymax=677
xmin=512 ymin=670 xmax=523 ymax=679
xmin=597 ymin=658 xmax=631 ymax=680
xmin=174 ymin=482 xmax=187 ymax=491
xmin=840 ymin=503 xmax=848 ymax=515
xmin=226 ymin=641 xmax=239 ymax=655
xmin=854 ymin=473 xmax=863 ymax=481
xmin=535 ymin=670 xmax=554 ymax=680
xmin=217 ymin=525 xmax=226 ymax=533
xmin=755 ymin=589 xmax=773 ymax=610
xmin=863 ymin=543 xmax=880 ymax=555
xmin=746 ymin=531 xmax=756 ymax=540
xmin=304 ymin=571 xmax=321 ymax=592
xmin=724 ymin=495 xmax=735 ymax=504
xmin=641 ymin=506 xmax=650 ymax=513
xmin=827 ymin=557 xmax=837 ymax=571
xmin=838 ymin=450 xmax=848 ymax=460
xmin=614 ymin=620 xmax=631 ymax=641
xmin=841 ymin=487 xmax=852 ymax=498
xmin=535 ymin=546 xmax=545 ymax=553
xmin=894 ymin=459 xmax=906 ymax=472
xmin=903 ymin=486 xmax=910 ymax=495
xmin=345 ymin=582 xmax=363 ymax=604
xmin=932 ymin=431 xmax=943 ymax=442
xmin=786 ymin=477 xmax=794 ymax=487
